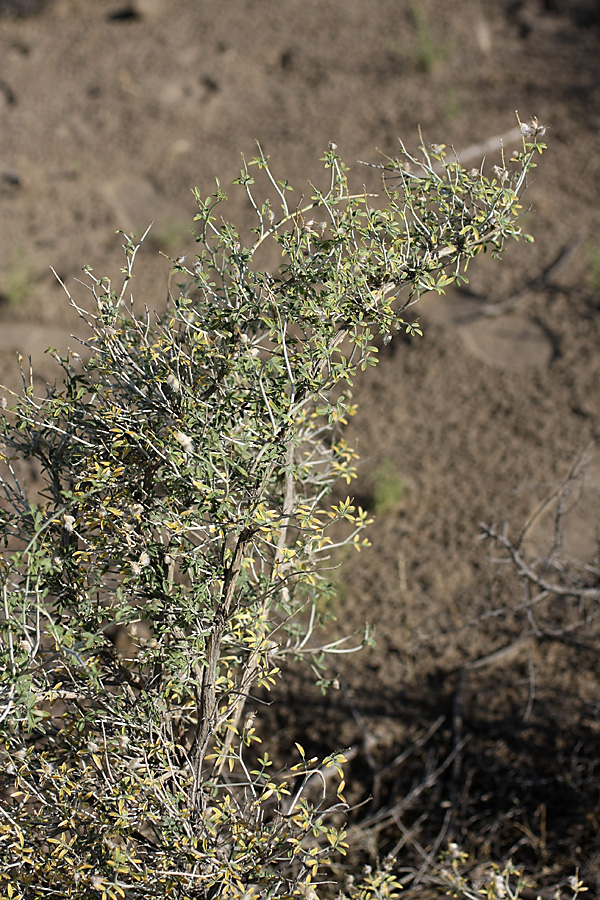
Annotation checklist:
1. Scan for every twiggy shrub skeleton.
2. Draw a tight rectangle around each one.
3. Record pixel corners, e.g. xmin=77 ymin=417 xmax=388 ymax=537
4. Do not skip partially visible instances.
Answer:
xmin=0 ymin=119 xmax=546 ymax=898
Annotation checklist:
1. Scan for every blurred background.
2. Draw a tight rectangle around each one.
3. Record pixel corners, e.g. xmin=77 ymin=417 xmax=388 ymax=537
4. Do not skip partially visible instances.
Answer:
xmin=1 ymin=0 xmax=600 ymax=892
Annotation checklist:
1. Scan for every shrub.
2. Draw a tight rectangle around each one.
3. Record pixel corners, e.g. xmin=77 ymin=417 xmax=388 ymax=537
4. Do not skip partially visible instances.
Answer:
xmin=0 ymin=119 xmax=546 ymax=898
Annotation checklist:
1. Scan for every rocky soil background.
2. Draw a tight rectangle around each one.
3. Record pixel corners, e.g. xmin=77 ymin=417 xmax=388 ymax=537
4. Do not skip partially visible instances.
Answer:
xmin=1 ymin=0 xmax=600 ymax=894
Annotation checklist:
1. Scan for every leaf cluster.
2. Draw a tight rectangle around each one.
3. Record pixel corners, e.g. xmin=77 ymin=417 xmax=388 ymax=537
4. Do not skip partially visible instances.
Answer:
xmin=0 ymin=122 xmax=546 ymax=897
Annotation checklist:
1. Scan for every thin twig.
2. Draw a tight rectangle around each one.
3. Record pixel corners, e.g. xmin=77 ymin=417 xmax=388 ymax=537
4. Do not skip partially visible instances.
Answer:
xmin=361 ymin=739 xmax=468 ymax=834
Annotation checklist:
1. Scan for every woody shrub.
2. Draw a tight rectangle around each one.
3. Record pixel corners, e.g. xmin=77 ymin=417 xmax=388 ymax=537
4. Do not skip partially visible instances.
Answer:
xmin=0 ymin=120 xmax=546 ymax=898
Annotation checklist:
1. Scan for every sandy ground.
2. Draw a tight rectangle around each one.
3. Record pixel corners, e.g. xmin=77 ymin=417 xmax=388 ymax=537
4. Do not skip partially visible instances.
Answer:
xmin=1 ymin=0 xmax=600 ymax=892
